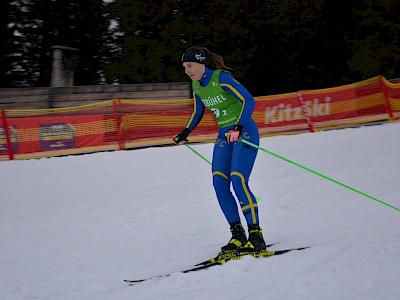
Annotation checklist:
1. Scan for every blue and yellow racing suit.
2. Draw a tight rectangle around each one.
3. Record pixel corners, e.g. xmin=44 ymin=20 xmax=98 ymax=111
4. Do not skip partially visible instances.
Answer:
xmin=185 ymin=67 xmax=260 ymax=225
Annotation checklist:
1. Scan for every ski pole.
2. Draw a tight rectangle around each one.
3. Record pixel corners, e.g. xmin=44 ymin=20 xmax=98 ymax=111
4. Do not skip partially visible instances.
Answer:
xmin=238 ymin=138 xmax=400 ymax=212
xmin=185 ymin=144 xmax=212 ymax=165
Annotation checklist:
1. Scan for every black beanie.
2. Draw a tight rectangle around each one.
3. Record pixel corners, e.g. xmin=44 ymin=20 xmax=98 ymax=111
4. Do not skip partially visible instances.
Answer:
xmin=181 ymin=48 xmax=208 ymax=65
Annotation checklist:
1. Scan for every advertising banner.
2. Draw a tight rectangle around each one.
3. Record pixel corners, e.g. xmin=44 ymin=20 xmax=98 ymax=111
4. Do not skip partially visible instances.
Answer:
xmin=4 ymin=115 xmax=104 ymax=155
xmin=0 ymin=125 xmax=19 ymax=153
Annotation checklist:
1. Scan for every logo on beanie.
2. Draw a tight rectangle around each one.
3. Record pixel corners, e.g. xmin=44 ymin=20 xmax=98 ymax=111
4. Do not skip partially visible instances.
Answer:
xmin=182 ymin=51 xmax=207 ymax=64
xmin=195 ymin=53 xmax=206 ymax=62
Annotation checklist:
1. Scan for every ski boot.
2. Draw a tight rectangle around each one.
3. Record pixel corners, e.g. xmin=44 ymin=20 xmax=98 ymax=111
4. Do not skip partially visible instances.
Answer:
xmin=241 ymin=224 xmax=267 ymax=253
xmin=220 ymin=222 xmax=247 ymax=253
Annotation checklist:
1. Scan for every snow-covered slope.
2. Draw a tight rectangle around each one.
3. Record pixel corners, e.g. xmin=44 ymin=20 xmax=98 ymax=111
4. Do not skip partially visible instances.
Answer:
xmin=1 ymin=123 xmax=399 ymax=300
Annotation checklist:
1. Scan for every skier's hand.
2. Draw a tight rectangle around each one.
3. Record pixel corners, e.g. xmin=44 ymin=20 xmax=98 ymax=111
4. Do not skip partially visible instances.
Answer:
xmin=226 ymin=125 xmax=243 ymax=144
xmin=173 ymin=128 xmax=191 ymax=145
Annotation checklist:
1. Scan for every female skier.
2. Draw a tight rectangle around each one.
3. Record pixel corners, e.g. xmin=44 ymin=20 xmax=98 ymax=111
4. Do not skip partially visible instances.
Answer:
xmin=173 ymin=46 xmax=266 ymax=253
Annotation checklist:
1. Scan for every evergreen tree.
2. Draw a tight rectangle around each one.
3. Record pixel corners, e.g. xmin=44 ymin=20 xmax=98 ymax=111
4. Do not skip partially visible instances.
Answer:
xmin=2 ymin=0 xmax=398 ymax=92
xmin=0 ymin=1 xmax=15 ymax=87
xmin=349 ymin=0 xmax=400 ymax=80
xmin=3 ymin=0 xmax=111 ymax=87
xmin=104 ymin=0 xmax=179 ymax=84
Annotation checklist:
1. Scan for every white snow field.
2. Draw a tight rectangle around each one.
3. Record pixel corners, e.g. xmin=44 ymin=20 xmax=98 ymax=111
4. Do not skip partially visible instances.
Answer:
xmin=1 ymin=122 xmax=399 ymax=300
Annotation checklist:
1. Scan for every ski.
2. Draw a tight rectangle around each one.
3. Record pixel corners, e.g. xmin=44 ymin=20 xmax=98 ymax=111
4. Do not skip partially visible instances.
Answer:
xmin=124 ymin=245 xmax=308 ymax=285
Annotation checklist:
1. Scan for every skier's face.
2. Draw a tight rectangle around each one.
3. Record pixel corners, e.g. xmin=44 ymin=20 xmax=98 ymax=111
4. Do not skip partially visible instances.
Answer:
xmin=183 ymin=62 xmax=205 ymax=81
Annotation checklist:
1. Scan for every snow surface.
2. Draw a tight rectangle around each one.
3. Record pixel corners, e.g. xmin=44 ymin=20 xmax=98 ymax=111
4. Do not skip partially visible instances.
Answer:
xmin=1 ymin=122 xmax=400 ymax=300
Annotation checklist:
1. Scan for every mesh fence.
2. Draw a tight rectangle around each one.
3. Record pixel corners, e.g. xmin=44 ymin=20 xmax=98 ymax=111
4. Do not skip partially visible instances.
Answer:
xmin=1 ymin=76 xmax=399 ymax=160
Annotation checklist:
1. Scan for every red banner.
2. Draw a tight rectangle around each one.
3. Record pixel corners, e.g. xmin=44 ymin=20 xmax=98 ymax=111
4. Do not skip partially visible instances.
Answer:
xmin=1 ymin=115 xmax=104 ymax=156
xmin=1 ymin=75 xmax=399 ymax=160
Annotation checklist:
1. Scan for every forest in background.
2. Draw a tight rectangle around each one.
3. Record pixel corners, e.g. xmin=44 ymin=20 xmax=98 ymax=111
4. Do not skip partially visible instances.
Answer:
xmin=1 ymin=0 xmax=399 ymax=96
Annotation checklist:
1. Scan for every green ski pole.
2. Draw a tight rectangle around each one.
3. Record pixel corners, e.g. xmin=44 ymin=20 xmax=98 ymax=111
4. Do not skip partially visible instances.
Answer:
xmin=185 ymin=144 xmax=212 ymax=165
xmin=238 ymin=138 xmax=400 ymax=212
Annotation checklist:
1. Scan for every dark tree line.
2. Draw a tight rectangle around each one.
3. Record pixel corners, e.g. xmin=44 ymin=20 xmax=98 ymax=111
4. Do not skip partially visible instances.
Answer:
xmin=1 ymin=0 xmax=399 ymax=96
xmin=2 ymin=0 xmax=110 ymax=87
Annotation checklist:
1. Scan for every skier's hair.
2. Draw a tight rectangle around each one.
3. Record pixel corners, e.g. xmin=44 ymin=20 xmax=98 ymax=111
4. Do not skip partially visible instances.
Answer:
xmin=181 ymin=46 xmax=234 ymax=71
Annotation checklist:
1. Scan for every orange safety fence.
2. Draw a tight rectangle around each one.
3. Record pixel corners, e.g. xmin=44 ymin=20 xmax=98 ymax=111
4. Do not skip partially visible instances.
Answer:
xmin=1 ymin=75 xmax=399 ymax=161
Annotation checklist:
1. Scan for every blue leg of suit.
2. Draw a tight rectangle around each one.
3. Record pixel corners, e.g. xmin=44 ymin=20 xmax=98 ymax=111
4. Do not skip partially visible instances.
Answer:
xmin=212 ymin=120 xmax=260 ymax=225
